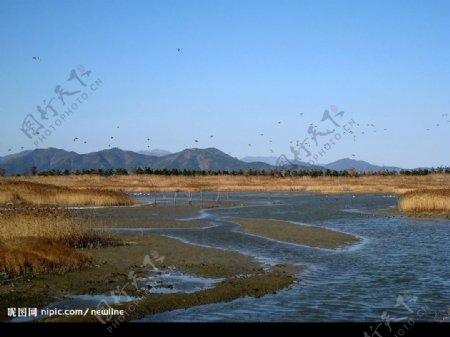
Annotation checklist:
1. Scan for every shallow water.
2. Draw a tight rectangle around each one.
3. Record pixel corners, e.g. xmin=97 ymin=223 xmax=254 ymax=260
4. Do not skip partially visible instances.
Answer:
xmin=130 ymin=192 xmax=450 ymax=322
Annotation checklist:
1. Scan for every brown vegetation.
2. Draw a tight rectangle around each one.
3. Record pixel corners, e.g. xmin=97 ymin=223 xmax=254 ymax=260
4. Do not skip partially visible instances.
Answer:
xmin=0 ymin=180 xmax=134 ymax=206
xmin=0 ymin=207 xmax=118 ymax=276
xmin=4 ymin=173 xmax=449 ymax=194
xmin=399 ymin=189 xmax=450 ymax=213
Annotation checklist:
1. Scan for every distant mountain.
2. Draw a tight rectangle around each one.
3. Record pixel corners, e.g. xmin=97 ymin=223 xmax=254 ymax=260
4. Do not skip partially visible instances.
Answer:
xmin=241 ymin=155 xmax=324 ymax=170
xmin=241 ymin=156 xmax=279 ymax=166
xmin=0 ymin=147 xmax=272 ymax=175
xmin=0 ymin=148 xmax=407 ymax=176
xmin=324 ymin=158 xmax=402 ymax=172
xmin=153 ymin=148 xmax=272 ymax=171
xmin=138 ymin=149 xmax=171 ymax=157
xmin=0 ymin=150 xmax=32 ymax=164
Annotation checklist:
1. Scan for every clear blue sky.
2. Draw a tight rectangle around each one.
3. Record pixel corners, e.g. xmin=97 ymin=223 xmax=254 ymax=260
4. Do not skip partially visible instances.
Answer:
xmin=0 ymin=0 xmax=449 ymax=168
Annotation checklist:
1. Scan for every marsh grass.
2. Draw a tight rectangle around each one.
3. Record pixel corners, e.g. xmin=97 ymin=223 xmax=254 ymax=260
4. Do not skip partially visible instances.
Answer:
xmin=5 ymin=174 xmax=449 ymax=194
xmin=0 ymin=180 xmax=134 ymax=206
xmin=399 ymin=189 xmax=450 ymax=213
xmin=0 ymin=207 xmax=119 ymax=276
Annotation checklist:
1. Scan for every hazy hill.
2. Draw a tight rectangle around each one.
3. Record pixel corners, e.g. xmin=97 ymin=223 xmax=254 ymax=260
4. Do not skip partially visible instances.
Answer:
xmin=0 ymin=147 xmax=271 ymax=175
xmin=137 ymin=149 xmax=171 ymax=157
xmin=324 ymin=158 xmax=402 ymax=172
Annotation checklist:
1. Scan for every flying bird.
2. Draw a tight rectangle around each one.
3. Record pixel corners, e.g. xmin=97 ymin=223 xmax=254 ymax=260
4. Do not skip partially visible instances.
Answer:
xmin=194 ymin=139 xmax=198 ymax=143
xmin=32 ymin=56 xmax=41 ymax=62
xmin=117 ymin=126 xmax=120 ymax=129
xmin=111 ymin=136 xmax=114 ymax=139
xmin=177 ymin=48 xmax=181 ymax=52
xmin=248 ymin=144 xmax=251 ymax=146
xmin=260 ymin=133 xmax=264 ymax=136
xmin=8 ymin=148 xmax=11 ymax=152
xmin=210 ymin=135 xmax=214 ymax=138
xmin=278 ymin=121 xmax=281 ymax=124
xmin=73 ymin=137 xmax=78 ymax=141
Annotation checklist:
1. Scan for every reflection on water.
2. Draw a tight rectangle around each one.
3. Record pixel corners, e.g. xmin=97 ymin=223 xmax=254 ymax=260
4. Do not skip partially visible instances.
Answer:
xmin=133 ymin=192 xmax=450 ymax=322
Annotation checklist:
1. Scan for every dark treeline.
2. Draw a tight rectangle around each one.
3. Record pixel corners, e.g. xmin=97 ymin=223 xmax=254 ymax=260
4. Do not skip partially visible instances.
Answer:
xmin=2 ymin=166 xmax=447 ymax=177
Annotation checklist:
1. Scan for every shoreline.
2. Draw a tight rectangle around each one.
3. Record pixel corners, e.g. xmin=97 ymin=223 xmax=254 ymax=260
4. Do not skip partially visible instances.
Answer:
xmin=0 ymin=202 xmax=305 ymax=322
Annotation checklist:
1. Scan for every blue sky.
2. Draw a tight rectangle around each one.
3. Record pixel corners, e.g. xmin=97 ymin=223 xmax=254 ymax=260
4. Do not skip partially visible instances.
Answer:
xmin=0 ymin=0 xmax=449 ymax=168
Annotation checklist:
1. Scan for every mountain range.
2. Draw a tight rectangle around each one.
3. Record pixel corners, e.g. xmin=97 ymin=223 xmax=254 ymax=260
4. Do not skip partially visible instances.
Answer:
xmin=0 ymin=148 xmax=272 ymax=175
xmin=241 ymin=155 xmax=402 ymax=172
xmin=0 ymin=147 xmax=403 ymax=175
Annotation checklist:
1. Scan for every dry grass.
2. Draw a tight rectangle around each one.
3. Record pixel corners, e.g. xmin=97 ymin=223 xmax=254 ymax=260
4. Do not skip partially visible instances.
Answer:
xmin=399 ymin=189 xmax=450 ymax=213
xmin=2 ymin=174 xmax=449 ymax=215
xmin=3 ymin=174 xmax=449 ymax=195
xmin=0 ymin=180 xmax=134 ymax=206
xmin=0 ymin=238 xmax=90 ymax=276
xmin=0 ymin=208 xmax=119 ymax=276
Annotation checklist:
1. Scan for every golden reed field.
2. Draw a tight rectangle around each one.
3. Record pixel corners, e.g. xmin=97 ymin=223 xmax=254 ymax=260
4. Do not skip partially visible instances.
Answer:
xmin=0 ymin=207 xmax=119 ymax=276
xmin=2 ymin=173 xmax=449 ymax=194
xmin=0 ymin=174 xmax=448 ymax=276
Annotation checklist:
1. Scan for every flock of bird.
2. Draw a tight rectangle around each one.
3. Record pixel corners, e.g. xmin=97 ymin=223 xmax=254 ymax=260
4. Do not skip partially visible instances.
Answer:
xmin=4 ymin=56 xmax=450 ymax=157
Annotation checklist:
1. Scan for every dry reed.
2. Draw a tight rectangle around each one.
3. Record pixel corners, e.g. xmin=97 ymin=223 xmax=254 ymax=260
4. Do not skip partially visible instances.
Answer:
xmin=399 ymin=189 xmax=450 ymax=213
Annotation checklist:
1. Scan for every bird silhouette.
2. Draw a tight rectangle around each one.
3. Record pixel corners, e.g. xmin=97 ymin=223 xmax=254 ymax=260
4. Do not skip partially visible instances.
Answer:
xmin=260 ymin=133 xmax=264 ymax=136
xmin=248 ymin=144 xmax=251 ymax=146
xmin=177 ymin=48 xmax=181 ymax=52
xmin=73 ymin=137 xmax=78 ymax=141
xmin=117 ymin=126 xmax=120 ymax=129
xmin=8 ymin=148 xmax=11 ymax=152
xmin=278 ymin=121 xmax=281 ymax=124
xmin=194 ymin=139 xmax=198 ymax=143
xmin=32 ymin=56 xmax=41 ymax=62
xmin=111 ymin=136 xmax=114 ymax=139
xmin=210 ymin=135 xmax=214 ymax=138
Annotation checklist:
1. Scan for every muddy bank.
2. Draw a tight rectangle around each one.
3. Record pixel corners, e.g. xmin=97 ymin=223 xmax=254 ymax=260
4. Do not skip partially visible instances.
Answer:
xmin=0 ymin=232 xmax=300 ymax=322
xmin=377 ymin=207 xmax=450 ymax=220
xmin=229 ymin=218 xmax=359 ymax=249
xmin=77 ymin=203 xmax=241 ymax=229
xmin=45 ymin=266 xmax=300 ymax=323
